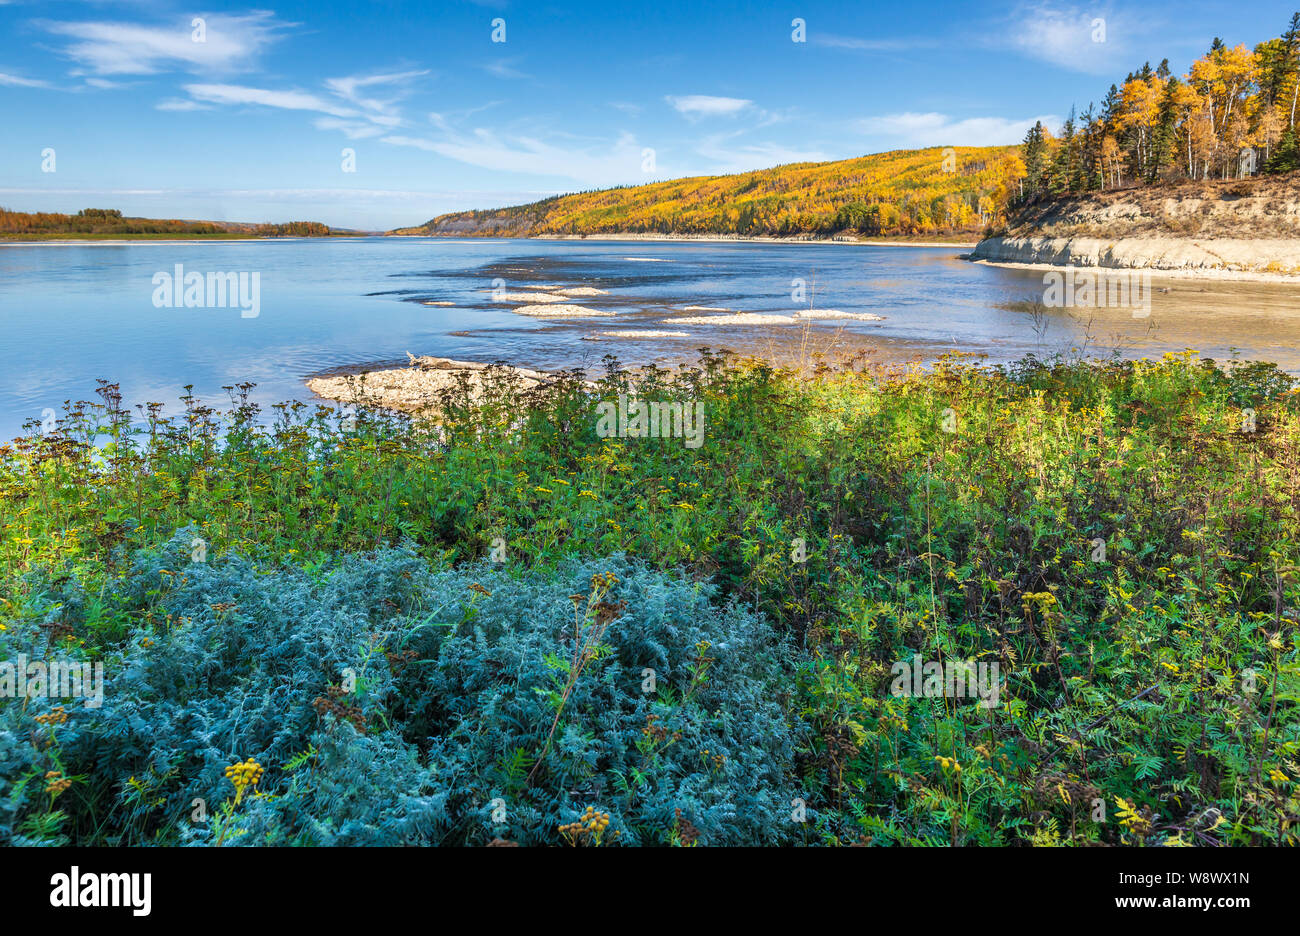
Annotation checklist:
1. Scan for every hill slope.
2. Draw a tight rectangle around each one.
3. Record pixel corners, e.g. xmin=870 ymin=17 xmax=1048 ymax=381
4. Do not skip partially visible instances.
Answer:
xmin=394 ymin=146 xmax=1022 ymax=239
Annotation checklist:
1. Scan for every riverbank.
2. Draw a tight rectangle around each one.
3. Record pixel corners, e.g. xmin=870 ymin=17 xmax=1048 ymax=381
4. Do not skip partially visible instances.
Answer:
xmin=386 ymin=231 xmax=977 ymax=248
xmin=972 ymin=171 xmax=1300 ymax=280
xmin=1 ymin=232 xmax=972 ymax=248
xmin=969 ymin=235 xmax=1300 ymax=282
xmin=0 ymin=236 xmax=371 ymax=247
xmin=536 ymin=233 xmax=977 ymax=248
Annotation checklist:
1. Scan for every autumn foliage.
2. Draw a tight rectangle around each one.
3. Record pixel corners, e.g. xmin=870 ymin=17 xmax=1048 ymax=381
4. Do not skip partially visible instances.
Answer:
xmin=406 ymin=145 xmax=1025 ymax=239
xmin=0 ymin=208 xmax=330 ymax=239
xmin=1020 ymin=13 xmax=1300 ymax=202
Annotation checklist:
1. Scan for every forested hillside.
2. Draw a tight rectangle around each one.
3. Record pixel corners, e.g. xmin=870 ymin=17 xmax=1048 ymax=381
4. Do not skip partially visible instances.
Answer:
xmin=394 ymin=146 xmax=1023 ymax=239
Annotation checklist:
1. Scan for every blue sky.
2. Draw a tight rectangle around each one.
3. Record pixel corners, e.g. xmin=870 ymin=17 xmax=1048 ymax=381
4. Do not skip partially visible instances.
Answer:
xmin=0 ymin=0 xmax=1294 ymax=229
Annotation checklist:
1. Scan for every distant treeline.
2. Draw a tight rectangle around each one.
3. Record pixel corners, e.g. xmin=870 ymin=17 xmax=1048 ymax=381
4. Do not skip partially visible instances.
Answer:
xmin=1019 ymin=12 xmax=1300 ymax=202
xmin=0 ymin=208 xmax=330 ymax=238
xmin=255 ymin=220 xmax=332 ymax=237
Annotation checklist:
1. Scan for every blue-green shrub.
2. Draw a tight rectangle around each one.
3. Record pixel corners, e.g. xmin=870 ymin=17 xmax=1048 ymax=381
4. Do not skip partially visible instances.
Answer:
xmin=0 ymin=530 xmax=808 ymax=845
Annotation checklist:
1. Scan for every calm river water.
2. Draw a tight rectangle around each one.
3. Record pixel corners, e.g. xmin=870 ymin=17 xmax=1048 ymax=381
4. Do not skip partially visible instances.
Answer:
xmin=1 ymin=236 xmax=1298 ymax=439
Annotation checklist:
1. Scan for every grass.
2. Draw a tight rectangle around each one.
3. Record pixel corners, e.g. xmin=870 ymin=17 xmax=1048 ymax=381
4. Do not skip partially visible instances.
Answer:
xmin=2 ymin=348 xmax=1298 ymax=845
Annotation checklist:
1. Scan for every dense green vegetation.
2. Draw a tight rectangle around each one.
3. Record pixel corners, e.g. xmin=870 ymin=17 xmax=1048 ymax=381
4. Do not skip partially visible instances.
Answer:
xmin=397 ymin=146 xmax=1022 ymax=239
xmin=0 ymin=208 xmax=331 ymax=240
xmin=2 ymin=352 xmax=1298 ymax=845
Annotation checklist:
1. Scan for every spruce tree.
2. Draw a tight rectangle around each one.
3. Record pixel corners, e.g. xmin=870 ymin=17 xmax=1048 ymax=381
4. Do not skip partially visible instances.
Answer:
xmin=1021 ymin=121 xmax=1048 ymax=201
xmin=1264 ymin=127 xmax=1300 ymax=172
xmin=1148 ymin=77 xmax=1181 ymax=182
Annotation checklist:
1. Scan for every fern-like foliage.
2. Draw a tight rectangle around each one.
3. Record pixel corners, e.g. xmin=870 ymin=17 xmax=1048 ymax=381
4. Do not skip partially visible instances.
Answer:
xmin=0 ymin=532 xmax=807 ymax=846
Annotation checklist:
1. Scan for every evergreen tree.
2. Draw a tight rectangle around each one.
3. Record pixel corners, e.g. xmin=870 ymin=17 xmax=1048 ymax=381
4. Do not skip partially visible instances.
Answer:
xmin=1021 ymin=121 xmax=1049 ymax=201
xmin=1079 ymin=103 xmax=1103 ymax=190
xmin=1148 ymin=77 xmax=1182 ymax=182
xmin=1286 ymin=13 xmax=1300 ymax=128
xmin=1102 ymin=84 xmax=1121 ymax=124
xmin=1264 ymin=127 xmax=1300 ymax=172
xmin=1048 ymin=110 xmax=1078 ymax=195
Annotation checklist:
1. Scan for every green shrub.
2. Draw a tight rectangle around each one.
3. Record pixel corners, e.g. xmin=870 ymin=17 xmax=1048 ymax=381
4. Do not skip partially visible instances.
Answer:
xmin=0 ymin=534 xmax=807 ymax=846
xmin=2 ymin=351 xmax=1298 ymax=845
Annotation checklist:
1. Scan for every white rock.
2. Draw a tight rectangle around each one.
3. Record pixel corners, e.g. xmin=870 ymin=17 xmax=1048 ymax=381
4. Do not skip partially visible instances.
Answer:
xmin=513 ymin=304 xmax=616 ymax=317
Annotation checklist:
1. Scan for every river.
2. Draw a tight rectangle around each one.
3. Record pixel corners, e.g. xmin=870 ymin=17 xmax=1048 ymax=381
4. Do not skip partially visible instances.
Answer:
xmin=1 ymin=236 xmax=1298 ymax=439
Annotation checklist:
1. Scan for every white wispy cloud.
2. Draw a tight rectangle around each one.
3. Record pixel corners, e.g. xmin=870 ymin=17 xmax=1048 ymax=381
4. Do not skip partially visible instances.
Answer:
xmin=856 ymin=111 xmax=1059 ymax=146
xmin=325 ymin=69 xmax=430 ymax=115
xmin=156 ymin=97 xmax=210 ymax=111
xmin=1003 ymin=2 xmax=1131 ymax=74
xmin=483 ymin=58 xmax=531 ymax=79
xmin=812 ymin=34 xmax=941 ymax=52
xmin=694 ymin=133 xmax=830 ymax=173
xmin=314 ymin=117 xmax=388 ymax=139
xmin=0 ymin=71 xmax=52 ymax=88
xmin=183 ymin=83 xmax=362 ymax=119
xmin=0 ymin=187 xmax=171 ymax=197
xmin=666 ymin=95 xmax=753 ymax=118
xmin=39 ymin=11 xmax=290 ymax=76
xmin=175 ymin=80 xmax=403 ymax=133
xmin=177 ymin=70 xmax=410 ymax=138
xmin=814 ymin=6 xmax=1136 ymax=76
xmin=429 ymin=101 xmax=502 ymax=130
xmin=382 ymin=129 xmax=651 ymax=186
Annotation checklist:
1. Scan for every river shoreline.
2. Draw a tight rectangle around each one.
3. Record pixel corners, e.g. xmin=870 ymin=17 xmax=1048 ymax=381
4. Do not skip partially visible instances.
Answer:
xmin=386 ymin=232 xmax=978 ymax=248
xmin=969 ymin=255 xmax=1300 ymax=284
xmin=0 ymin=236 xmax=370 ymax=247
xmin=534 ymin=233 xmax=977 ymax=248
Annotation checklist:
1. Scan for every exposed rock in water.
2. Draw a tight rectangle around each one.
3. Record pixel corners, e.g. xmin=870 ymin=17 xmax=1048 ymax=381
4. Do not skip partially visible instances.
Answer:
xmin=305 ymin=353 xmax=567 ymax=415
xmin=554 ymin=286 xmax=609 ymax=296
xmin=488 ymin=291 xmax=569 ymax=303
xmin=669 ymin=313 xmax=798 ymax=325
xmin=512 ymin=304 xmax=616 ymax=317
xmin=794 ymin=309 xmax=886 ymax=321
xmin=581 ymin=329 xmax=693 ymax=341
